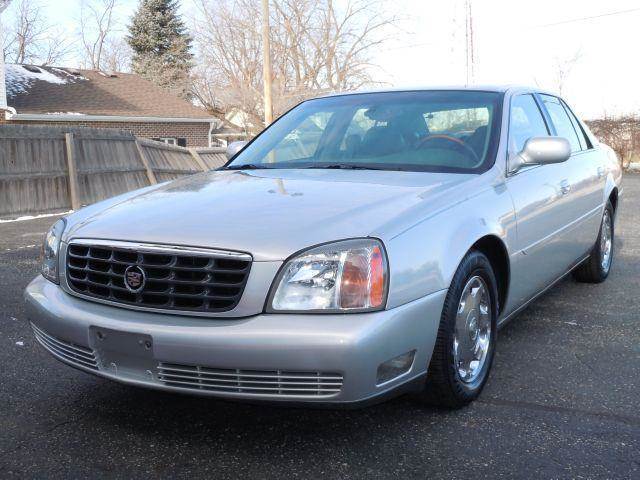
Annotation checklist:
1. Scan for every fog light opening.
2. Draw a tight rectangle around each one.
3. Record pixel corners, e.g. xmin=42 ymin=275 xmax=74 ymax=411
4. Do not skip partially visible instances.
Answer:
xmin=376 ymin=350 xmax=416 ymax=386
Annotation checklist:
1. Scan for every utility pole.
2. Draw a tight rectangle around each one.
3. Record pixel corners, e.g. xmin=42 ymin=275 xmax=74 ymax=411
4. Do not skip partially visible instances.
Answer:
xmin=261 ymin=0 xmax=274 ymax=126
xmin=0 ymin=1 xmax=12 ymax=111
xmin=464 ymin=0 xmax=475 ymax=85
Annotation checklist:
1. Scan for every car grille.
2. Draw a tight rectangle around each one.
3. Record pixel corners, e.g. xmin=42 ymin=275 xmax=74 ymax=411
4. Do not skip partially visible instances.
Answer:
xmin=157 ymin=363 xmax=344 ymax=396
xmin=66 ymin=240 xmax=252 ymax=314
xmin=31 ymin=323 xmax=98 ymax=370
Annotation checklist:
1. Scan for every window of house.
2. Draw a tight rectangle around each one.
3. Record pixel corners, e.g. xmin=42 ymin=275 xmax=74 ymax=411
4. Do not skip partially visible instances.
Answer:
xmin=152 ymin=137 xmax=188 ymax=147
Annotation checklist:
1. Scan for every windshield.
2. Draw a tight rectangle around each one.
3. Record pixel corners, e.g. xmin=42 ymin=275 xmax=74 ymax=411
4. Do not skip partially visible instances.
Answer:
xmin=227 ymin=90 xmax=503 ymax=173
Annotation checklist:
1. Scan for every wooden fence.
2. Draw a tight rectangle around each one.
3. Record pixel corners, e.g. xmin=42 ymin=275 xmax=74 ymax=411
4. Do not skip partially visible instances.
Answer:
xmin=0 ymin=125 xmax=228 ymax=218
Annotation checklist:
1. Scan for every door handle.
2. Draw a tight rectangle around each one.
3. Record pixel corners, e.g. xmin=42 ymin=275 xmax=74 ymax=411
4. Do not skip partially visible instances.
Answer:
xmin=597 ymin=166 xmax=605 ymax=178
xmin=560 ymin=179 xmax=571 ymax=195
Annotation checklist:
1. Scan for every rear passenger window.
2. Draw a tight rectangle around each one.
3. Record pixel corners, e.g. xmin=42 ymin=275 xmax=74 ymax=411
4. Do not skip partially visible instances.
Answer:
xmin=540 ymin=95 xmax=581 ymax=153
xmin=562 ymin=100 xmax=590 ymax=150
xmin=509 ymin=94 xmax=549 ymax=155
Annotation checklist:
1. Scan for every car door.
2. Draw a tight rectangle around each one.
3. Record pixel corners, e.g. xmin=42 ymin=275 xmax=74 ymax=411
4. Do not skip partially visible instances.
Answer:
xmin=547 ymin=99 xmax=606 ymax=256
xmin=504 ymin=93 xmax=581 ymax=312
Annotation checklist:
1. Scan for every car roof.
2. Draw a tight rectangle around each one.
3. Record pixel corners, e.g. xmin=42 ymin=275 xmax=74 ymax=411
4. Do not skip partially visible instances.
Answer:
xmin=316 ymin=85 xmax=559 ymax=99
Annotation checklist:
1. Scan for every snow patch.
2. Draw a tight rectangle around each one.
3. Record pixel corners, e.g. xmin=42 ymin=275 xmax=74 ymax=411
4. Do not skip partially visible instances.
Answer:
xmin=5 ymin=64 xmax=85 ymax=97
xmin=0 ymin=210 xmax=73 ymax=223
xmin=50 ymin=67 xmax=87 ymax=81
xmin=46 ymin=112 xmax=86 ymax=116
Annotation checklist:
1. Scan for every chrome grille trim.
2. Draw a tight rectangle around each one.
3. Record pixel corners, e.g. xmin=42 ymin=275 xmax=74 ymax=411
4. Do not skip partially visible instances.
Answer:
xmin=157 ymin=363 xmax=343 ymax=396
xmin=31 ymin=323 xmax=98 ymax=370
xmin=65 ymin=239 xmax=252 ymax=314
xmin=66 ymin=239 xmax=252 ymax=261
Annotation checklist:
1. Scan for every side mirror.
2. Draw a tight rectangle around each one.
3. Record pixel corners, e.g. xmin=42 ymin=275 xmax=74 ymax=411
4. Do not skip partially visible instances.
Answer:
xmin=226 ymin=140 xmax=248 ymax=160
xmin=509 ymin=137 xmax=571 ymax=174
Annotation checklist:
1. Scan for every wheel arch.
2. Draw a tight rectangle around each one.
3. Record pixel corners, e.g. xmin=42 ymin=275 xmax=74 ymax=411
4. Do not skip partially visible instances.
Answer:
xmin=470 ymin=235 xmax=510 ymax=316
xmin=608 ymin=187 xmax=619 ymax=214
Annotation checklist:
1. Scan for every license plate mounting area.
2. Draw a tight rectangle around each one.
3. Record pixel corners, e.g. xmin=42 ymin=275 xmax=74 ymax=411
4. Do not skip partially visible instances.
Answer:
xmin=90 ymin=326 xmax=156 ymax=381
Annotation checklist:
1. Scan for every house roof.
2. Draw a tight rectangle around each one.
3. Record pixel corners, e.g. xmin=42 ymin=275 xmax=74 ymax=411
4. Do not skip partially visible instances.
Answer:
xmin=4 ymin=64 xmax=213 ymax=121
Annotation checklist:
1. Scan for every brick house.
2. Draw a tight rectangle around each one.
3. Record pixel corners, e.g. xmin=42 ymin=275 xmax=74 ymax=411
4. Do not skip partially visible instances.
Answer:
xmin=0 ymin=64 xmax=217 ymax=147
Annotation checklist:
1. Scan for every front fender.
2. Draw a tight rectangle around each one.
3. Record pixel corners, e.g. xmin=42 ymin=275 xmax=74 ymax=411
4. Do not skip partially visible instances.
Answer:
xmin=384 ymin=182 xmax=516 ymax=309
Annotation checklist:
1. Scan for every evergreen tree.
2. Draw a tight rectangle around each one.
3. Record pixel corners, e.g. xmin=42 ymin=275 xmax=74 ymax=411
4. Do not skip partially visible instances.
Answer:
xmin=127 ymin=0 xmax=193 ymax=98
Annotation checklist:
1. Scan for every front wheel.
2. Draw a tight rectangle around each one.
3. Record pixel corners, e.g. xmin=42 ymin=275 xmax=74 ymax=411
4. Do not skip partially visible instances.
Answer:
xmin=573 ymin=201 xmax=614 ymax=283
xmin=416 ymin=251 xmax=498 ymax=408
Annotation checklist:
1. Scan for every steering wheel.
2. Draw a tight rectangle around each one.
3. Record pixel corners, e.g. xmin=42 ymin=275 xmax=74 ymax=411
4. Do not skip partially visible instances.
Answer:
xmin=416 ymin=134 xmax=480 ymax=167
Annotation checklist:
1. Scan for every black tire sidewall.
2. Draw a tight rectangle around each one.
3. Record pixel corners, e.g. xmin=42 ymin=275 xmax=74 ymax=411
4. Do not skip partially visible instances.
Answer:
xmin=441 ymin=252 xmax=498 ymax=400
xmin=595 ymin=202 xmax=615 ymax=279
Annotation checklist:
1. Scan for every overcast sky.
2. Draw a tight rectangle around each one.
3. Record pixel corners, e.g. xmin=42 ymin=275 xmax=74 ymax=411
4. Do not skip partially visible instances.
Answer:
xmin=7 ymin=0 xmax=640 ymax=119
xmin=373 ymin=0 xmax=640 ymax=119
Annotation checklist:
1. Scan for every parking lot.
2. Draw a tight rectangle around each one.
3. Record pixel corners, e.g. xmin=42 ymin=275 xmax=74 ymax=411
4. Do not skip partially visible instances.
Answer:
xmin=1 ymin=175 xmax=639 ymax=479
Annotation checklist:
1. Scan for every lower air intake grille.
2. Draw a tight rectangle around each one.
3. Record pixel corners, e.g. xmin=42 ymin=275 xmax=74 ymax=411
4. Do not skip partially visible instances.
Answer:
xmin=157 ymin=363 xmax=343 ymax=396
xmin=31 ymin=323 xmax=98 ymax=370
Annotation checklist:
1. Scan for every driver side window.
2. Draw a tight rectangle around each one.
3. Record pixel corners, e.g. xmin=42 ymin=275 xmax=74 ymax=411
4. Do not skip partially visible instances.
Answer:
xmin=509 ymin=95 xmax=550 ymax=156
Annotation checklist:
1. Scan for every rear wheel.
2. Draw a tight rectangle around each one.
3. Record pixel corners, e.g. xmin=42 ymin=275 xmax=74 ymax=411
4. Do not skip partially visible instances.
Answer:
xmin=573 ymin=201 xmax=614 ymax=283
xmin=416 ymin=251 xmax=498 ymax=408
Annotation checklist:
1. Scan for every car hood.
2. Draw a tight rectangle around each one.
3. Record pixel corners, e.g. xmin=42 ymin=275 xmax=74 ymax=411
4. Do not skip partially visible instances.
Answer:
xmin=66 ymin=169 xmax=474 ymax=261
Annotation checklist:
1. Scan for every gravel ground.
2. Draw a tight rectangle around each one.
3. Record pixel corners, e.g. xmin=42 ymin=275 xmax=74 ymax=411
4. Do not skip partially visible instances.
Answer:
xmin=1 ymin=176 xmax=639 ymax=479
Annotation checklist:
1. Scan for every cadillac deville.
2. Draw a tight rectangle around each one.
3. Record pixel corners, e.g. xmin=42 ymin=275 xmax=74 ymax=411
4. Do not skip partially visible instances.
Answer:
xmin=25 ymin=87 xmax=622 ymax=408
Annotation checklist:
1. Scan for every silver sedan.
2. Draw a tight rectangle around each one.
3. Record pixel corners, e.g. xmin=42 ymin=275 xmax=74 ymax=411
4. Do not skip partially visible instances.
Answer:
xmin=26 ymin=87 xmax=623 ymax=408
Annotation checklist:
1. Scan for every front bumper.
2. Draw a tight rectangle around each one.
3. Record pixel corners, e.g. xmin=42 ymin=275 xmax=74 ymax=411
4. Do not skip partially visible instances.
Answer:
xmin=25 ymin=275 xmax=446 ymax=405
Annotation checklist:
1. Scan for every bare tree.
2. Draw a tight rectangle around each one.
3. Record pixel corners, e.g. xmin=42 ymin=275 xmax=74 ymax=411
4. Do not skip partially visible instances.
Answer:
xmin=101 ymin=36 xmax=131 ymax=72
xmin=3 ymin=0 xmax=74 ymax=65
xmin=587 ymin=116 xmax=640 ymax=170
xmin=553 ymin=49 xmax=582 ymax=97
xmin=191 ymin=0 xmax=397 ymax=132
xmin=79 ymin=0 xmax=118 ymax=70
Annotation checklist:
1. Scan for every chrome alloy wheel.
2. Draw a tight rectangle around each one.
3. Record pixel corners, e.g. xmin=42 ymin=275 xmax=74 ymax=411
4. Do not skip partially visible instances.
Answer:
xmin=453 ymin=276 xmax=492 ymax=384
xmin=600 ymin=209 xmax=613 ymax=273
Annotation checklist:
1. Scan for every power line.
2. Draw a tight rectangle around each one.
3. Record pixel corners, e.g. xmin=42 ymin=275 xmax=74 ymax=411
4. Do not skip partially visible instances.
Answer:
xmin=538 ymin=7 xmax=640 ymax=27
xmin=384 ymin=41 xmax=435 ymax=52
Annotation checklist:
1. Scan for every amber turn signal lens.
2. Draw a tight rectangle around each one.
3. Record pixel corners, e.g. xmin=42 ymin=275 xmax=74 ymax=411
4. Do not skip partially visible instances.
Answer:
xmin=369 ymin=246 xmax=385 ymax=308
xmin=339 ymin=245 xmax=386 ymax=309
xmin=339 ymin=254 xmax=369 ymax=308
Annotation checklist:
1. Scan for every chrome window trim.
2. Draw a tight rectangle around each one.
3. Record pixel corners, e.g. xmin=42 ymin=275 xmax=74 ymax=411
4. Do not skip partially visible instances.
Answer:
xmin=505 ymin=91 xmax=552 ymax=178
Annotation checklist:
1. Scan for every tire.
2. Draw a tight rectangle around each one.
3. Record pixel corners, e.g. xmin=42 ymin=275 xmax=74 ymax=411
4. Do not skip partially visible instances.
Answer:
xmin=573 ymin=200 xmax=614 ymax=283
xmin=416 ymin=250 xmax=498 ymax=408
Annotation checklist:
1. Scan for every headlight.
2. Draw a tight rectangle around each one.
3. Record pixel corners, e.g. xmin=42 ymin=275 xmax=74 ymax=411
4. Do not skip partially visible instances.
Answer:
xmin=268 ymin=238 xmax=388 ymax=313
xmin=41 ymin=218 xmax=66 ymax=284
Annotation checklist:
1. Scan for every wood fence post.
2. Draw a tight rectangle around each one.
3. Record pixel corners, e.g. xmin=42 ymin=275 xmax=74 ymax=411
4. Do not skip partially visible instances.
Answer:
xmin=135 ymin=139 xmax=158 ymax=185
xmin=64 ymin=133 xmax=81 ymax=210
xmin=189 ymin=148 xmax=210 ymax=172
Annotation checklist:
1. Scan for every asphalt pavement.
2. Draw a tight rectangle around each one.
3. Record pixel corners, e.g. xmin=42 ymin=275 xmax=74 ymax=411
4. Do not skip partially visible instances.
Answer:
xmin=1 ymin=176 xmax=639 ymax=479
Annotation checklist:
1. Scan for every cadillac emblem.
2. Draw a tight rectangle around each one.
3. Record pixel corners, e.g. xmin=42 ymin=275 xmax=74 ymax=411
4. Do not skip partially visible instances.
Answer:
xmin=124 ymin=265 xmax=146 ymax=293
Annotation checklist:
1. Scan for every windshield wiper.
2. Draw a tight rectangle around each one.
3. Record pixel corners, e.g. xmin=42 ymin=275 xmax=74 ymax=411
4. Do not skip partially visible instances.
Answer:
xmin=305 ymin=164 xmax=401 ymax=171
xmin=225 ymin=164 xmax=269 ymax=170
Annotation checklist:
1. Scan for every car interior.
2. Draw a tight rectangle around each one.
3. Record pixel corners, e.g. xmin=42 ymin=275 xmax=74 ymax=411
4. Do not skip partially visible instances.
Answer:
xmin=271 ymin=103 xmax=494 ymax=170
